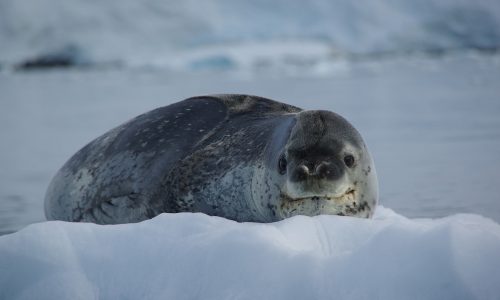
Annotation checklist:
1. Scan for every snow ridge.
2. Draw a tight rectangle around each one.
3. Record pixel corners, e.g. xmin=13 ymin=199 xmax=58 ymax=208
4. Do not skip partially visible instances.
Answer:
xmin=1 ymin=207 xmax=499 ymax=300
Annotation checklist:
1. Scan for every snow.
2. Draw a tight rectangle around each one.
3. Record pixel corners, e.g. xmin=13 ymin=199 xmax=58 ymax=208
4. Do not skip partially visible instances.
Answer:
xmin=1 ymin=206 xmax=499 ymax=300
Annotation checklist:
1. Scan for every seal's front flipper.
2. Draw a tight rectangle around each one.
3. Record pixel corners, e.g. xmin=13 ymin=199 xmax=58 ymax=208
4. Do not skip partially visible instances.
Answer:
xmin=79 ymin=193 xmax=154 ymax=224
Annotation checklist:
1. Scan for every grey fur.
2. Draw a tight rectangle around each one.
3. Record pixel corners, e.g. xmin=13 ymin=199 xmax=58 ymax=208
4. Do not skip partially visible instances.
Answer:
xmin=45 ymin=94 xmax=378 ymax=224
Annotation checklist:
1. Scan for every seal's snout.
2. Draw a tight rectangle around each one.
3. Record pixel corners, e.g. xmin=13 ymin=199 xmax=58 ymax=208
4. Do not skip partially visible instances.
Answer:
xmin=291 ymin=161 xmax=343 ymax=182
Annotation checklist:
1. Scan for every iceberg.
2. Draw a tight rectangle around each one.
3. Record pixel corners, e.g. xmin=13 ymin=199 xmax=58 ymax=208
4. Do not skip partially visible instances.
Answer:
xmin=1 ymin=206 xmax=499 ymax=300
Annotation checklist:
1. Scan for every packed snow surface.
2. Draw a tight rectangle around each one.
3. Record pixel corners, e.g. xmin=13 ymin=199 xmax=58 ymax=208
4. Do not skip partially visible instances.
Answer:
xmin=1 ymin=207 xmax=499 ymax=300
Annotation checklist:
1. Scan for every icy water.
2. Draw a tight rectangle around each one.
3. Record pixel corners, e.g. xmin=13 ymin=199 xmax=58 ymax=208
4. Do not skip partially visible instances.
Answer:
xmin=1 ymin=53 xmax=500 ymax=234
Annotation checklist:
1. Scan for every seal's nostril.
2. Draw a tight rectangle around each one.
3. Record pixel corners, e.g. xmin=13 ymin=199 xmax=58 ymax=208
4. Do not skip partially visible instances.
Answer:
xmin=315 ymin=162 xmax=328 ymax=179
xmin=316 ymin=162 xmax=341 ymax=180
xmin=297 ymin=165 xmax=309 ymax=180
xmin=292 ymin=164 xmax=310 ymax=182
xmin=299 ymin=165 xmax=309 ymax=173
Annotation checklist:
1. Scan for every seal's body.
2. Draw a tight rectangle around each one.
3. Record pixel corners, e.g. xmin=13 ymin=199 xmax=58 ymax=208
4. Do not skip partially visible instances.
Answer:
xmin=45 ymin=95 xmax=378 ymax=224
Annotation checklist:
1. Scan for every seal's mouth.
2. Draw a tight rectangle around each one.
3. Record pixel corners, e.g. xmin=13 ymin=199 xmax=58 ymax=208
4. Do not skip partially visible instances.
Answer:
xmin=278 ymin=188 xmax=363 ymax=218
xmin=277 ymin=186 xmax=374 ymax=219
xmin=283 ymin=188 xmax=356 ymax=203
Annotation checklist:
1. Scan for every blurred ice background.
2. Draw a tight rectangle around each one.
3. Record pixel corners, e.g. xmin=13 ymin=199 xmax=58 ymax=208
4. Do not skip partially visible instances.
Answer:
xmin=1 ymin=0 xmax=500 ymax=70
xmin=1 ymin=0 xmax=500 ymax=234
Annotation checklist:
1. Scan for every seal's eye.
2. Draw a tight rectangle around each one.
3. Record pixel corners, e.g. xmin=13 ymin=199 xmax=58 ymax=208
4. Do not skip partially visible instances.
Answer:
xmin=344 ymin=154 xmax=355 ymax=168
xmin=278 ymin=154 xmax=287 ymax=175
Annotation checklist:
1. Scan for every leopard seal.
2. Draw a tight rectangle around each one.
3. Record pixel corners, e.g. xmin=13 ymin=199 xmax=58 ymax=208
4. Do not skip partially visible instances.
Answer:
xmin=44 ymin=94 xmax=378 ymax=224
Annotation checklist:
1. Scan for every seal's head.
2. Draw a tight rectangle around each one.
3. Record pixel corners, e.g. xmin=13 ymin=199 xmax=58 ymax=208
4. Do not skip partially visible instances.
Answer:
xmin=276 ymin=110 xmax=378 ymax=218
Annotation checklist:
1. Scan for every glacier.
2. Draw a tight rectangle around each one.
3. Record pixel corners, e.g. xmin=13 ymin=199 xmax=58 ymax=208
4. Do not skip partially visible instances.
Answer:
xmin=1 ymin=0 xmax=500 ymax=71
